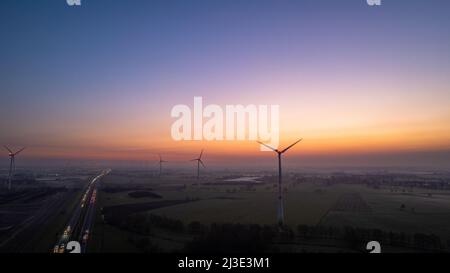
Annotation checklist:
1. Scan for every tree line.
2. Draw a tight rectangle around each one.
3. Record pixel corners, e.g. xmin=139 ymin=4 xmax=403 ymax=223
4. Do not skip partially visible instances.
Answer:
xmin=116 ymin=213 xmax=448 ymax=253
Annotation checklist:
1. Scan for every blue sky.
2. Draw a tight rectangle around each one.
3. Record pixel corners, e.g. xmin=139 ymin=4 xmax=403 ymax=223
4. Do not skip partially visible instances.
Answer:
xmin=1 ymin=0 xmax=450 ymax=167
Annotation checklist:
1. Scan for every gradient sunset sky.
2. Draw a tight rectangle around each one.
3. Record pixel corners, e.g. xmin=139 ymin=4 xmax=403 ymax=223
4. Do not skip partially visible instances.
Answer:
xmin=1 ymin=0 xmax=450 ymax=168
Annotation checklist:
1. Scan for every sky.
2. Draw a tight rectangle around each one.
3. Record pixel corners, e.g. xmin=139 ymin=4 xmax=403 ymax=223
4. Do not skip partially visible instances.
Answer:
xmin=1 ymin=0 xmax=450 ymax=169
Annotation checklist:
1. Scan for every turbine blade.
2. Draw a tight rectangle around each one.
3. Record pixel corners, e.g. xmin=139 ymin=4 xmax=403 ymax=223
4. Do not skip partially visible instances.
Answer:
xmin=199 ymin=149 xmax=204 ymax=159
xmin=4 ymin=146 xmax=12 ymax=154
xmin=280 ymin=139 xmax=302 ymax=154
xmin=256 ymin=141 xmax=277 ymax=152
xmin=199 ymin=159 xmax=205 ymax=168
xmin=14 ymin=147 xmax=25 ymax=156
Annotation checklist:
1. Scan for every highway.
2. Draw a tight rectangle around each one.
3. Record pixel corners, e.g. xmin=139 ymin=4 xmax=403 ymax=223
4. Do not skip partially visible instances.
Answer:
xmin=53 ymin=169 xmax=110 ymax=253
xmin=0 ymin=191 xmax=68 ymax=252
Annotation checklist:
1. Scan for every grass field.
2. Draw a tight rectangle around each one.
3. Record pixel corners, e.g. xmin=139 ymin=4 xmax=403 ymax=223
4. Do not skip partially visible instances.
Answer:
xmin=321 ymin=187 xmax=450 ymax=240
xmin=92 ymin=172 xmax=450 ymax=252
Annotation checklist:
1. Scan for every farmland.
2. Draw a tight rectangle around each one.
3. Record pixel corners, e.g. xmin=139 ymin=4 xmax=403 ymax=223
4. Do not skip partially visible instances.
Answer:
xmin=89 ymin=170 xmax=450 ymax=252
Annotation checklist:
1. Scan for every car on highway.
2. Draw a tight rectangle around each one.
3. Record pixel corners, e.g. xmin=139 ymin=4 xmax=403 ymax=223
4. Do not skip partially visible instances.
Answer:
xmin=58 ymin=243 xmax=65 ymax=253
xmin=82 ymin=230 xmax=90 ymax=243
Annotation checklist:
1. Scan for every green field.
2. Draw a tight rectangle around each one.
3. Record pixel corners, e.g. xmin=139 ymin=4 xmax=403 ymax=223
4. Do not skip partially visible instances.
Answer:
xmin=96 ymin=173 xmax=450 ymax=242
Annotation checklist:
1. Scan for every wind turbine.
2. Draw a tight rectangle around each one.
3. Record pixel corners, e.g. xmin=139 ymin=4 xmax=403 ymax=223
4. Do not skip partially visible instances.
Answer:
xmin=190 ymin=149 xmax=205 ymax=179
xmin=4 ymin=146 xmax=25 ymax=190
xmin=158 ymin=154 xmax=168 ymax=177
xmin=257 ymin=139 xmax=302 ymax=227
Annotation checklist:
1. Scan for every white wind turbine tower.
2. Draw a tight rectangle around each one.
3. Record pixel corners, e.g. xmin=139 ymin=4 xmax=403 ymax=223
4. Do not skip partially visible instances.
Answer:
xmin=257 ymin=139 xmax=302 ymax=227
xmin=4 ymin=146 xmax=25 ymax=190
xmin=190 ymin=149 xmax=205 ymax=179
xmin=158 ymin=154 xmax=168 ymax=177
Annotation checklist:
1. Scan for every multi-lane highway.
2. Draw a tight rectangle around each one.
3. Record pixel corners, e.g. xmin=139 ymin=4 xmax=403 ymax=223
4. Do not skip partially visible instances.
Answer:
xmin=53 ymin=169 xmax=110 ymax=253
xmin=0 ymin=190 xmax=69 ymax=252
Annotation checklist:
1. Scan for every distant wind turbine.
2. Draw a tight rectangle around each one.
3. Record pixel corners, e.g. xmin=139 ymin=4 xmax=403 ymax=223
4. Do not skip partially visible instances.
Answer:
xmin=190 ymin=149 xmax=205 ymax=179
xmin=158 ymin=154 xmax=168 ymax=177
xmin=257 ymin=139 xmax=302 ymax=227
xmin=4 ymin=146 xmax=25 ymax=190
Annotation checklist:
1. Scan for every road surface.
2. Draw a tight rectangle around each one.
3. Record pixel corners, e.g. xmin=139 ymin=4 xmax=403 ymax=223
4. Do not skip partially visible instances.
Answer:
xmin=53 ymin=169 xmax=110 ymax=253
